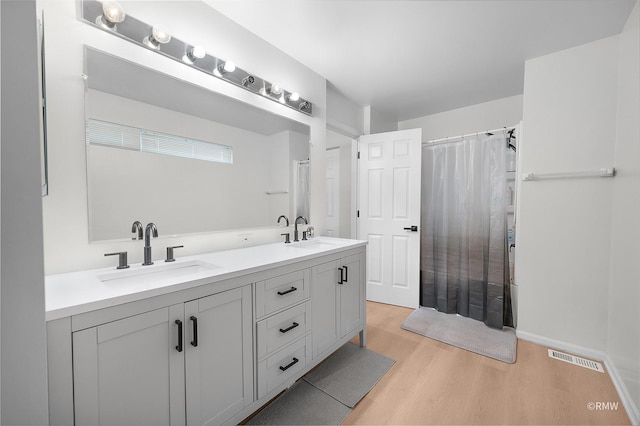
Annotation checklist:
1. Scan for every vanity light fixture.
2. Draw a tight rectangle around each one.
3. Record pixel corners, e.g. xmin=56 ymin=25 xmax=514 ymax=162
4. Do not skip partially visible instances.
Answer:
xmin=183 ymin=45 xmax=206 ymax=64
xmin=82 ymin=0 xmax=313 ymax=115
xmin=143 ymin=25 xmax=172 ymax=50
xmin=95 ymin=0 xmax=125 ymax=30
xmin=242 ymin=75 xmax=255 ymax=87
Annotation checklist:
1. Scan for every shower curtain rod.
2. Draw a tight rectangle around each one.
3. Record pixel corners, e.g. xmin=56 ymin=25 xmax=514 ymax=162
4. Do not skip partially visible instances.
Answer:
xmin=423 ymin=125 xmax=517 ymax=145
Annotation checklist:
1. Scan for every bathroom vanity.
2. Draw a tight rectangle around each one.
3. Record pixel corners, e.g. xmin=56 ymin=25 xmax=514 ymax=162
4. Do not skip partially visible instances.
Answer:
xmin=45 ymin=237 xmax=366 ymax=426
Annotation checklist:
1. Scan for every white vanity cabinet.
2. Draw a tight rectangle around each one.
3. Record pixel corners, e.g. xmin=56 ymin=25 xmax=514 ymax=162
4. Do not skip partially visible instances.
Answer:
xmin=73 ymin=305 xmax=186 ymax=426
xmin=71 ymin=285 xmax=253 ymax=426
xmin=311 ymin=252 xmax=365 ymax=359
xmin=46 ymin=238 xmax=366 ymax=426
xmin=184 ymin=286 xmax=253 ymax=426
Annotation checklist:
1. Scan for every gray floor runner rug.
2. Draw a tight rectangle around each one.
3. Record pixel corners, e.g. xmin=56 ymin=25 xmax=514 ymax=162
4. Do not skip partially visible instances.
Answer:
xmin=247 ymin=343 xmax=395 ymax=425
xmin=245 ymin=380 xmax=351 ymax=425
xmin=303 ymin=342 xmax=395 ymax=408
xmin=401 ymin=307 xmax=517 ymax=363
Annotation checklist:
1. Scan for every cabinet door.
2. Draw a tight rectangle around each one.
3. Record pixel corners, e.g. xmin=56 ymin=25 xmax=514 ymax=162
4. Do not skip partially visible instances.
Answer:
xmin=311 ymin=260 xmax=339 ymax=358
xmin=185 ymin=285 xmax=253 ymax=426
xmin=73 ymin=305 xmax=185 ymax=426
xmin=339 ymin=253 xmax=364 ymax=338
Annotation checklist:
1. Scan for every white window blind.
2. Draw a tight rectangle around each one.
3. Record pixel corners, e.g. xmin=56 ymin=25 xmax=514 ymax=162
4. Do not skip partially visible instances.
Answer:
xmin=86 ymin=119 xmax=233 ymax=164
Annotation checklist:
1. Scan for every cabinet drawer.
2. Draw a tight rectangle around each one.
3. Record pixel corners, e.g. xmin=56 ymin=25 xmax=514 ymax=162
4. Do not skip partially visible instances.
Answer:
xmin=257 ymin=302 xmax=310 ymax=359
xmin=255 ymin=269 xmax=309 ymax=318
xmin=257 ymin=334 xmax=312 ymax=399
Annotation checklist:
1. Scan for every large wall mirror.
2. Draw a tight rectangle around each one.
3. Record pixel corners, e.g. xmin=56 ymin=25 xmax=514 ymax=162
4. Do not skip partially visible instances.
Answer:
xmin=84 ymin=47 xmax=310 ymax=242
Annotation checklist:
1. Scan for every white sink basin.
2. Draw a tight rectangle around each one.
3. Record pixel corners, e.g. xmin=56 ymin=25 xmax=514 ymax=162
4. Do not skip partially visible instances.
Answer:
xmin=98 ymin=260 xmax=220 ymax=286
xmin=287 ymin=240 xmax=337 ymax=250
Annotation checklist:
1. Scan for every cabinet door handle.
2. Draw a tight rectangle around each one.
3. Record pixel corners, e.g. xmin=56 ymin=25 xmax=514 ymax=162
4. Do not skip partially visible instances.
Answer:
xmin=277 ymin=286 xmax=297 ymax=296
xmin=338 ymin=267 xmax=344 ymax=284
xmin=343 ymin=265 xmax=348 ymax=283
xmin=175 ymin=319 xmax=183 ymax=352
xmin=190 ymin=316 xmax=198 ymax=347
xmin=279 ymin=357 xmax=299 ymax=372
xmin=279 ymin=322 xmax=299 ymax=334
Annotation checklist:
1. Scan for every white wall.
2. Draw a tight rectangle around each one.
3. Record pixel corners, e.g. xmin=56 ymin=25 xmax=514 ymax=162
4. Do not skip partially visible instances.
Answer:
xmin=326 ymin=82 xmax=363 ymax=138
xmin=40 ymin=1 xmax=327 ymax=274
xmin=609 ymin=0 xmax=640 ymax=414
xmin=1 ymin=1 xmax=49 ymax=424
xmin=399 ymin=94 xmax=523 ymax=141
xmin=517 ymin=36 xmax=620 ymax=352
xmin=364 ymin=105 xmax=397 ymax=134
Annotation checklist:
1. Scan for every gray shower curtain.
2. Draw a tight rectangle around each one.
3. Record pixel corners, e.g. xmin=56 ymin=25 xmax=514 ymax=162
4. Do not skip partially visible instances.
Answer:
xmin=420 ymin=133 xmax=513 ymax=329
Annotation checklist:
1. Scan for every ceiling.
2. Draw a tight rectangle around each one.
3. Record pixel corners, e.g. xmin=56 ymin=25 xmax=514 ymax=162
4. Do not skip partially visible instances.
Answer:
xmin=203 ymin=0 xmax=636 ymax=121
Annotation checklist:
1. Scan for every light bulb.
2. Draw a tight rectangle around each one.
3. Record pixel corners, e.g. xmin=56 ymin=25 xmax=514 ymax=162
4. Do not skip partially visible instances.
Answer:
xmin=183 ymin=45 xmax=206 ymax=64
xmin=143 ymin=25 xmax=172 ymax=50
xmin=95 ymin=0 xmax=125 ymax=29
xmin=152 ymin=25 xmax=171 ymax=44
xmin=215 ymin=60 xmax=236 ymax=76
xmin=269 ymin=84 xmax=283 ymax=96
xmin=223 ymin=61 xmax=235 ymax=73
xmin=288 ymin=92 xmax=300 ymax=102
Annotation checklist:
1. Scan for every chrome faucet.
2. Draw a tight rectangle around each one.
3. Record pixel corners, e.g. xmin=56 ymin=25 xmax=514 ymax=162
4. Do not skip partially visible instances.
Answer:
xmin=277 ymin=215 xmax=290 ymax=226
xmin=294 ymin=216 xmax=308 ymax=242
xmin=131 ymin=221 xmax=143 ymax=240
xmin=143 ymin=223 xmax=158 ymax=266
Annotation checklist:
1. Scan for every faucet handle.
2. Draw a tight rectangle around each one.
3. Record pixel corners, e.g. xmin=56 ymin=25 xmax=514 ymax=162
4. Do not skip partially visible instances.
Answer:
xmin=302 ymin=231 xmax=308 ymax=241
xmin=280 ymin=233 xmax=291 ymax=244
xmin=105 ymin=251 xmax=129 ymax=269
xmin=165 ymin=245 xmax=184 ymax=262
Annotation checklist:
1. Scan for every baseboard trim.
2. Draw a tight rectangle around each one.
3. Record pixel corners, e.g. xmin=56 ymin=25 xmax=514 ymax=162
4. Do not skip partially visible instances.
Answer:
xmin=603 ymin=357 xmax=640 ymax=426
xmin=517 ymin=330 xmax=639 ymax=425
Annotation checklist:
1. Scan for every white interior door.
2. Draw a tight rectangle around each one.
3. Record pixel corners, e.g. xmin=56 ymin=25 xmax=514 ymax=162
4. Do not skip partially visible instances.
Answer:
xmin=357 ymin=128 xmax=422 ymax=308
xmin=325 ymin=148 xmax=340 ymax=237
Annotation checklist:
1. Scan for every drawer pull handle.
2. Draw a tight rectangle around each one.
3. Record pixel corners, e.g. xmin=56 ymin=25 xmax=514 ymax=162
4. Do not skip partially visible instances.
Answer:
xmin=279 ymin=357 xmax=299 ymax=372
xmin=279 ymin=322 xmax=299 ymax=334
xmin=277 ymin=286 xmax=297 ymax=296
xmin=338 ymin=267 xmax=344 ymax=284
xmin=175 ymin=319 xmax=183 ymax=352
xmin=343 ymin=265 xmax=348 ymax=283
xmin=190 ymin=316 xmax=198 ymax=347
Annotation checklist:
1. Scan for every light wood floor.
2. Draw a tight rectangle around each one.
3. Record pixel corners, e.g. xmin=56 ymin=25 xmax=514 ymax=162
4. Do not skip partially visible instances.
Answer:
xmin=343 ymin=302 xmax=630 ymax=425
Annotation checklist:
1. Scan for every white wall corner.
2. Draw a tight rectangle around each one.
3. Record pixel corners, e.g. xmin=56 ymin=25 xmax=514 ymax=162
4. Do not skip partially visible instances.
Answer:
xmin=363 ymin=105 xmax=398 ymax=135
xmin=326 ymin=82 xmax=363 ymax=138
xmin=517 ymin=331 xmax=639 ymax=425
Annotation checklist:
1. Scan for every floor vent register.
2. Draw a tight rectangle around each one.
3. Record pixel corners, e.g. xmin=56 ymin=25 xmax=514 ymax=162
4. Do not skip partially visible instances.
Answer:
xmin=547 ymin=349 xmax=604 ymax=373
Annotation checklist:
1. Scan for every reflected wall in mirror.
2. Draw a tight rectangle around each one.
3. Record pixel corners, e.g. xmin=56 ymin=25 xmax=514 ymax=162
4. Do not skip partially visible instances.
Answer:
xmin=84 ymin=47 xmax=310 ymax=242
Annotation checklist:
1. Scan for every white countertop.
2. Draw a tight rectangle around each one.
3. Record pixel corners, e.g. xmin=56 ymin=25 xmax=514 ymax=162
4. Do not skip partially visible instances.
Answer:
xmin=45 ymin=237 xmax=366 ymax=321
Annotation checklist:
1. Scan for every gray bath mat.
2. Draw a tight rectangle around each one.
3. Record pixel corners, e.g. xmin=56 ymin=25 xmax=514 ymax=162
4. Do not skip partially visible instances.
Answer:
xmin=401 ymin=307 xmax=517 ymax=363
xmin=303 ymin=342 xmax=396 ymax=408
xmin=245 ymin=380 xmax=351 ymax=425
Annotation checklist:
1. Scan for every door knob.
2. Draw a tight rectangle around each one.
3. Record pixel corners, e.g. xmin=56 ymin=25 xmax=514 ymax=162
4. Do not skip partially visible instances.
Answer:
xmin=403 ymin=226 xmax=418 ymax=232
